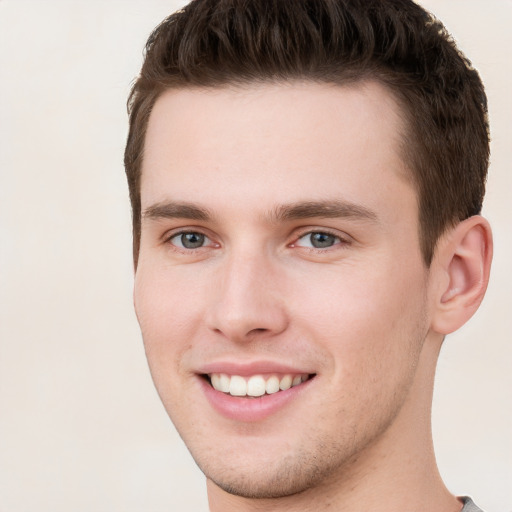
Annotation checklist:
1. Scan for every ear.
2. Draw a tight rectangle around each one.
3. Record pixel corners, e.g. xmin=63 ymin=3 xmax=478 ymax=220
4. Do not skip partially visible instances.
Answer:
xmin=430 ymin=215 xmax=493 ymax=335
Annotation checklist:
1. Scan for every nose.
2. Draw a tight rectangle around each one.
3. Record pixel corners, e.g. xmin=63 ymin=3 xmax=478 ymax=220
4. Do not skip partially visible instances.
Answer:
xmin=205 ymin=249 xmax=289 ymax=343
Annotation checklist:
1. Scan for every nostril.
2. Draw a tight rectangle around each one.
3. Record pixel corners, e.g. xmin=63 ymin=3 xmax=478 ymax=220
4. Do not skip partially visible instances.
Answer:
xmin=248 ymin=328 xmax=268 ymax=335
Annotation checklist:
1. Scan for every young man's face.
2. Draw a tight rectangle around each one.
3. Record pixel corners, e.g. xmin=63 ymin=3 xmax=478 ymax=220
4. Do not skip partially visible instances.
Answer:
xmin=134 ymin=82 xmax=436 ymax=498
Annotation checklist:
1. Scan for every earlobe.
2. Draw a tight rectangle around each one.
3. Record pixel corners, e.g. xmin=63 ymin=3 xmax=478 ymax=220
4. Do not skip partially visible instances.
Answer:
xmin=431 ymin=216 xmax=493 ymax=335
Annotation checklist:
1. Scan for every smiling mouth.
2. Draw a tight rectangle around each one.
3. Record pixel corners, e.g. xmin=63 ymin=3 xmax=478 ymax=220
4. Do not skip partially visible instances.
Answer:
xmin=205 ymin=373 xmax=315 ymax=398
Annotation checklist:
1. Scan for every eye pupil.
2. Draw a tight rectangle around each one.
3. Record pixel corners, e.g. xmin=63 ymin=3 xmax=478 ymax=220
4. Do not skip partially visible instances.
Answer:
xmin=181 ymin=232 xmax=205 ymax=249
xmin=310 ymin=232 xmax=336 ymax=248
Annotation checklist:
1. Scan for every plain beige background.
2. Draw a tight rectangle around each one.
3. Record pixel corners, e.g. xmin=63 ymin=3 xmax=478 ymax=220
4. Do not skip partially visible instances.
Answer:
xmin=0 ymin=1 xmax=510 ymax=511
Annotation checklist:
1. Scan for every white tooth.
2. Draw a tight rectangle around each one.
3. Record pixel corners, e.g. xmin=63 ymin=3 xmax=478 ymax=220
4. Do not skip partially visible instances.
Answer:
xmin=292 ymin=375 xmax=302 ymax=387
xmin=229 ymin=375 xmax=247 ymax=396
xmin=218 ymin=373 xmax=230 ymax=393
xmin=265 ymin=375 xmax=280 ymax=394
xmin=301 ymin=374 xmax=309 ymax=382
xmin=279 ymin=375 xmax=292 ymax=391
xmin=247 ymin=375 xmax=266 ymax=397
xmin=210 ymin=374 xmax=221 ymax=391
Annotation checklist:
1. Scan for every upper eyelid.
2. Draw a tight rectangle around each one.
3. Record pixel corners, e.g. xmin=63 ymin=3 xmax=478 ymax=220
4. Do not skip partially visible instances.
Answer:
xmin=293 ymin=227 xmax=351 ymax=241
xmin=162 ymin=226 xmax=213 ymax=241
xmin=296 ymin=227 xmax=341 ymax=236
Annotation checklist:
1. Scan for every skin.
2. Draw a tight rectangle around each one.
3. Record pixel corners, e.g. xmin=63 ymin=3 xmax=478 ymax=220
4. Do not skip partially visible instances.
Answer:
xmin=134 ymin=81 xmax=492 ymax=511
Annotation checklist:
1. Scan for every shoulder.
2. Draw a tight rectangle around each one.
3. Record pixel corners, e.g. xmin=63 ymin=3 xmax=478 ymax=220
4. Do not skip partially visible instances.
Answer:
xmin=460 ymin=496 xmax=485 ymax=512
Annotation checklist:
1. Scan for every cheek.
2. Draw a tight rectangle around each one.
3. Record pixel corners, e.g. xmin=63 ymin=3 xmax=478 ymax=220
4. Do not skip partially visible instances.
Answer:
xmin=291 ymin=260 xmax=428 ymax=378
xmin=133 ymin=265 xmax=203 ymax=378
xmin=294 ymin=264 xmax=428 ymax=439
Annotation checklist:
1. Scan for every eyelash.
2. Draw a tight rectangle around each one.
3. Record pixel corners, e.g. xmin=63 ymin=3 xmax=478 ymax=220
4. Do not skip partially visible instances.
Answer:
xmin=163 ymin=228 xmax=351 ymax=253
xmin=292 ymin=229 xmax=350 ymax=252
xmin=165 ymin=230 xmax=217 ymax=251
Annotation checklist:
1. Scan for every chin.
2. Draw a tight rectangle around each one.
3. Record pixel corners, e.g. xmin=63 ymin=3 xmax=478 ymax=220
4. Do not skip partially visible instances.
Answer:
xmin=192 ymin=440 xmax=349 ymax=500
xmin=206 ymin=461 xmax=321 ymax=499
xmin=212 ymin=478 xmax=309 ymax=500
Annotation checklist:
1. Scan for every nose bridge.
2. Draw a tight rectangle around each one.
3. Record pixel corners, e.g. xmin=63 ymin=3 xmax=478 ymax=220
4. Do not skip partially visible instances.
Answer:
xmin=207 ymin=244 xmax=288 ymax=341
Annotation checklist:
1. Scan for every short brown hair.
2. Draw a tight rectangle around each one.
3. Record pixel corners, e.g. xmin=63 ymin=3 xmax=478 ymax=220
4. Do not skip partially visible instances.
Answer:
xmin=125 ymin=0 xmax=489 ymax=266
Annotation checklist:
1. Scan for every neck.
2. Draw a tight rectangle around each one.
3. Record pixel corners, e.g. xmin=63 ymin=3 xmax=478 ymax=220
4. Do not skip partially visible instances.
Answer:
xmin=207 ymin=335 xmax=462 ymax=512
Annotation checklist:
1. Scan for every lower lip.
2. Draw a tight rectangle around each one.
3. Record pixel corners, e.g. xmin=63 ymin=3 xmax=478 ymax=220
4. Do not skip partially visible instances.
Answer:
xmin=199 ymin=377 xmax=313 ymax=422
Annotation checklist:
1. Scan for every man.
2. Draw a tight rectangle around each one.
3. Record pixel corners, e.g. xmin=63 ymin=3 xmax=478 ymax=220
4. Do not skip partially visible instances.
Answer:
xmin=124 ymin=1 xmax=492 ymax=510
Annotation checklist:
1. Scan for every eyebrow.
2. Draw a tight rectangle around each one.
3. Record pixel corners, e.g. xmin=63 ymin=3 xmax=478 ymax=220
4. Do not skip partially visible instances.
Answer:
xmin=269 ymin=200 xmax=379 ymax=223
xmin=143 ymin=201 xmax=212 ymax=221
xmin=142 ymin=199 xmax=378 ymax=224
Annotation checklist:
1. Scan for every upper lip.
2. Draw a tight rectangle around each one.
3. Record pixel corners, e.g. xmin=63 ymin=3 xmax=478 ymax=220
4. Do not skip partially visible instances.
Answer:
xmin=198 ymin=360 xmax=314 ymax=376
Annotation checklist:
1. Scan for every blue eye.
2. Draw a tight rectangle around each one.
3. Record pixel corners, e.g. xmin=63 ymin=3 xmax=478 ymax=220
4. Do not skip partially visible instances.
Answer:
xmin=170 ymin=232 xmax=209 ymax=249
xmin=296 ymin=232 xmax=341 ymax=249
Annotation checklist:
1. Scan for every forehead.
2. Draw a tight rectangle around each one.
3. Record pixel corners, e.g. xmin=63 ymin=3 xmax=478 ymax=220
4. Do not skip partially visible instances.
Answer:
xmin=141 ymin=81 xmax=414 ymax=221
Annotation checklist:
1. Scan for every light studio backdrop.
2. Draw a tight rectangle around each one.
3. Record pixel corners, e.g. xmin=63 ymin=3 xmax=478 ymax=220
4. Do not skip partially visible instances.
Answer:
xmin=0 ymin=1 xmax=510 ymax=511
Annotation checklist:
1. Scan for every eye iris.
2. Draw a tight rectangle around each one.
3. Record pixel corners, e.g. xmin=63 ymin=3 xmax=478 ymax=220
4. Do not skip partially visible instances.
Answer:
xmin=310 ymin=232 xmax=336 ymax=248
xmin=181 ymin=232 xmax=205 ymax=249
